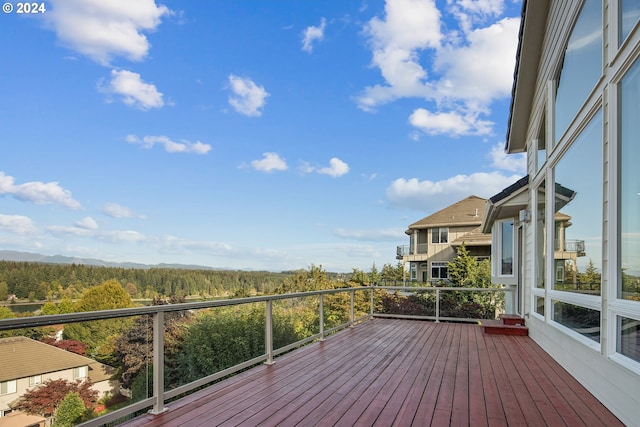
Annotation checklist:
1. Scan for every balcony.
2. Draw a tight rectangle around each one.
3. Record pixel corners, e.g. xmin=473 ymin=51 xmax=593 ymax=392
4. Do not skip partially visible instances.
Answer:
xmin=396 ymin=244 xmax=428 ymax=261
xmin=0 ymin=287 xmax=623 ymax=426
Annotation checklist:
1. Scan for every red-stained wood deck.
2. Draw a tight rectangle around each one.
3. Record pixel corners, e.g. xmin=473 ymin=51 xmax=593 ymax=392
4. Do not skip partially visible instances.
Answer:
xmin=120 ymin=319 xmax=623 ymax=427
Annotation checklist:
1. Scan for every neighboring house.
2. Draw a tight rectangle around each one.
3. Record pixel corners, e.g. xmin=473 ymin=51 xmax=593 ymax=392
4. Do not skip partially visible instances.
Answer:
xmin=0 ymin=337 xmax=117 ymax=418
xmin=482 ymin=1 xmax=640 ymax=424
xmin=397 ymin=196 xmax=491 ymax=283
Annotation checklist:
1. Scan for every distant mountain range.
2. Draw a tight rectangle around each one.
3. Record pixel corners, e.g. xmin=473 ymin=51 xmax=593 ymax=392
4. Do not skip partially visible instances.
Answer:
xmin=0 ymin=250 xmax=220 ymax=270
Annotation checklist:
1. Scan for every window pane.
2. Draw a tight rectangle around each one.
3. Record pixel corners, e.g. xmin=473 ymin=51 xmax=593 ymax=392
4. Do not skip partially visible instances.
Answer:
xmin=553 ymin=111 xmax=602 ymax=295
xmin=553 ymin=300 xmax=600 ymax=342
xmin=441 ymin=228 xmax=448 ymax=243
xmin=535 ymin=296 xmax=545 ymax=316
xmin=555 ymin=0 xmax=602 ymax=143
xmin=619 ymin=58 xmax=640 ymax=301
xmin=618 ymin=316 xmax=640 ymax=363
xmin=537 ymin=118 xmax=546 ymax=172
xmin=620 ymin=0 xmax=640 ymax=45
xmin=501 ymin=221 xmax=514 ymax=275
xmin=536 ymin=180 xmax=546 ymax=289
xmin=431 ymin=229 xmax=438 ymax=244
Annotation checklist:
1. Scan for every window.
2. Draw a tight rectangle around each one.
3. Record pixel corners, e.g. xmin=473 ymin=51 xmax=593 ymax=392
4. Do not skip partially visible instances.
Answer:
xmin=618 ymin=316 xmax=640 ymax=363
xmin=553 ymin=300 xmax=600 ymax=343
xmin=500 ymin=220 xmax=514 ymax=275
xmin=0 ymin=380 xmax=17 ymax=396
xmin=410 ymin=264 xmax=417 ymax=281
xmin=620 ymin=0 xmax=640 ymax=46
xmin=536 ymin=180 xmax=546 ymax=289
xmin=431 ymin=262 xmax=448 ymax=280
xmin=431 ymin=227 xmax=448 ymax=244
xmin=29 ymin=375 xmax=42 ymax=386
xmin=535 ymin=296 xmax=545 ymax=316
xmin=619 ymin=58 xmax=640 ymax=302
xmin=73 ymin=366 xmax=87 ymax=380
xmin=537 ymin=116 xmax=546 ymax=172
xmin=553 ymin=111 xmax=602 ymax=295
xmin=554 ymin=0 xmax=602 ymax=143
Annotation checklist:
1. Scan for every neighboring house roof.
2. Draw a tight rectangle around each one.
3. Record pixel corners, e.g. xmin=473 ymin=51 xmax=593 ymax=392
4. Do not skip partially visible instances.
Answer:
xmin=0 ymin=337 xmax=95 ymax=382
xmin=451 ymin=226 xmax=492 ymax=247
xmin=88 ymin=362 xmax=116 ymax=384
xmin=406 ymin=196 xmax=488 ymax=233
xmin=0 ymin=411 xmax=45 ymax=427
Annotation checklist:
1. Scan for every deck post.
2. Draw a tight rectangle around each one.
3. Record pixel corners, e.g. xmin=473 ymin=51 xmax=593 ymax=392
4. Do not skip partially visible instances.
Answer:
xmin=435 ymin=288 xmax=440 ymax=323
xmin=369 ymin=287 xmax=374 ymax=318
xmin=509 ymin=284 xmax=517 ymax=315
xmin=265 ymin=300 xmax=274 ymax=365
xmin=150 ymin=311 xmax=167 ymax=414
xmin=349 ymin=290 xmax=355 ymax=327
xmin=319 ymin=294 xmax=325 ymax=341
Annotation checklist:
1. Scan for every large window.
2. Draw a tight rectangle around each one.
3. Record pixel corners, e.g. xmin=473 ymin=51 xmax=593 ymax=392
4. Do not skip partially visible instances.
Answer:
xmin=553 ymin=111 xmax=602 ymax=295
xmin=554 ymin=0 xmax=602 ymax=143
xmin=619 ymin=58 xmax=640 ymax=302
xmin=431 ymin=227 xmax=448 ymax=244
xmin=500 ymin=220 xmax=514 ymax=275
xmin=620 ymin=0 xmax=640 ymax=45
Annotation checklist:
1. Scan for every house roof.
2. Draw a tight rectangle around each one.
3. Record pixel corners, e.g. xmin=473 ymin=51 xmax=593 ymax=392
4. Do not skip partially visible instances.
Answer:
xmin=451 ymin=226 xmax=492 ymax=246
xmin=0 ymin=411 xmax=45 ymax=427
xmin=482 ymin=176 xmax=529 ymax=233
xmin=506 ymin=0 xmax=550 ymax=153
xmin=406 ymin=196 xmax=488 ymax=233
xmin=0 ymin=337 xmax=96 ymax=382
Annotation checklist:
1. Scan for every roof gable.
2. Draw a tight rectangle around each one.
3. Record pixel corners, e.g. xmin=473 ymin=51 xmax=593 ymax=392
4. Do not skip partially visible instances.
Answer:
xmin=408 ymin=196 xmax=488 ymax=230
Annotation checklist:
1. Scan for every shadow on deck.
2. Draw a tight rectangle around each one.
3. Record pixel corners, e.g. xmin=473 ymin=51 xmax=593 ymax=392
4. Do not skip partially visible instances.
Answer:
xmin=120 ymin=319 xmax=622 ymax=426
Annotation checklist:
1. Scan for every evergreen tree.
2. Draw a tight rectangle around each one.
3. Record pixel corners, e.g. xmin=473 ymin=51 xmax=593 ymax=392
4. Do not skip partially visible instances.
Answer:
xmin=53 ymin=392 xmax=86 ymax=427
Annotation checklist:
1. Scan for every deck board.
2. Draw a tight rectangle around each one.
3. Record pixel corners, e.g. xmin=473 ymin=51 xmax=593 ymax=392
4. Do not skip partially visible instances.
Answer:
xmin=119 ymin=319 xmax=624 ymax=427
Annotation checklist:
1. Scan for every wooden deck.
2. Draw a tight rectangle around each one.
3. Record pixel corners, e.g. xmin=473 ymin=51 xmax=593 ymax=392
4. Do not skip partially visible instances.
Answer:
xmin=120 ymin=319 xmax=623 ymax=426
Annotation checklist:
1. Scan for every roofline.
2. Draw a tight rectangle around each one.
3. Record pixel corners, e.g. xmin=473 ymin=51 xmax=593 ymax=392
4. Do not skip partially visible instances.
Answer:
xmin=505 ymin=0 xmax=549 ymax=153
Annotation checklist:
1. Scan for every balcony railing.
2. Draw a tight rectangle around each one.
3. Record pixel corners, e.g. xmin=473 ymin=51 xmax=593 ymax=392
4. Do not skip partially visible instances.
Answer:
xmin=554 ymin=239 xmax=586 ymax=255
xmin=396 ymin=244 xmax=428 ymax=258
xmin=0 ymin=285 xmax=515 ymax=427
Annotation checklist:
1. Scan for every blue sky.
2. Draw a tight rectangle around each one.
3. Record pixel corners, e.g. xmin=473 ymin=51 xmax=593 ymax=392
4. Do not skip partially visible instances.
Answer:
xmin=0 ymin=0 xmax=525 ymax=272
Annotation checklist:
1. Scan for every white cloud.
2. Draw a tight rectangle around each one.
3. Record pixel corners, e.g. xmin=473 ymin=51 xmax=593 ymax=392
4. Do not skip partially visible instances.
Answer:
xmin=301 ymin=17 xmax=327 ymax=53
xmin=126 ymin=134 xmax=211 ymax=154
xmin=227 ymin=75 xmax=269 ymax=117
xmin=357 ymin=0 xmax=520 ymax=138
xmin=102 ymin=202 xmax=144 ymax=219
xmin=0 ymin=171 xmax=81 ymax=209
xmin=386 ymin=171 xmax=522 ymax=211
xmin=102 ymin=69 xmax=165 ymax=110
xmin=318 ymin=158 xmax=350 ymax=177
xmin=409 ymin=108 xmax=493 ymax=136
xmin=155 ymin=235 xmax=232 ymax=256
xmin=488 ymin=142 xmax=526 ymax=173
xmin=74 ymin=217 xmax=98 ymax=230
xmin=0 ymin=214 xmax=38 ymax=235
xmin=46 ymin=0 xmax=170 ymax=65
xmin=251 ymin=152 xmax=288 ymax=173
xmin=356 ymin=0 xmax=441 ymax=111
xmin=434 ymin=17 xmax=520 ymax=103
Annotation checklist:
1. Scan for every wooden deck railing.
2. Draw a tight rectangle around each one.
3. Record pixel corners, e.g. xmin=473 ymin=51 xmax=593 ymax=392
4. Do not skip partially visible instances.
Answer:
xmin=0 ymin=285 xmax=515 ymax=427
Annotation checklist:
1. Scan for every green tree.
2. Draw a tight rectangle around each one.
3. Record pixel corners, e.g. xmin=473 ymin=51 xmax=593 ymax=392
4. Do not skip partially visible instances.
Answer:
xmin=0 ymin=281 xmax=8 ymax=301
xmin=53 ymin=392 xmax=86 ymax=427
xmin=368 ymin=263 xmax=381 ymax=285
xmin=64 ymin=280 xmax=135 ymax=358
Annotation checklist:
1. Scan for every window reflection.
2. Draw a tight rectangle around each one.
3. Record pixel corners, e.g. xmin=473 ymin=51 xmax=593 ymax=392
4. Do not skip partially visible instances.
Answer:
xmin=619 ymin=58 xmax=640 ymax=302
xmin=620 ymin=0 xmax=640 ymax=45
xmin=618 ymin=316 xmax=640 ymax=363
xmin=536 ymin=180 xmax=546 ymax=289
xmin=501 ymin=220 xmax=514 ymax=275
xmin=553 ymin=300 xmax=600 ymax=342
xmin=553 ymin=111 xmax=602 ymax=295
xmin=555 ymin=0 xmax=602 ymax=143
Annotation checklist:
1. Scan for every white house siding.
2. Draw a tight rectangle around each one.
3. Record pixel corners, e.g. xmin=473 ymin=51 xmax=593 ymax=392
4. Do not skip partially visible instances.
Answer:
xmin=515 ymin=1 xmax=640 ymax=425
